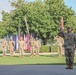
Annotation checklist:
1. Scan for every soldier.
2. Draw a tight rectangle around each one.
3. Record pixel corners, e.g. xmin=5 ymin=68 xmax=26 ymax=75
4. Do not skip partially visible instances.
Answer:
xmin=34 ymin=37 xmax=41 ymax=56
xmin=54 ymin=35 xmax=64 ymax=57
xmin=18 ymin=37 xmax=25 ymax=58
xmin=8 ymin=37 xmax=14 ymax=56
xmin=30 ymin=37 xmax=35 ymax=57
xmin=58 ymin=26 xmax=76 ymax=69
xmin=2 ymin=37 xmax=7 ymax=57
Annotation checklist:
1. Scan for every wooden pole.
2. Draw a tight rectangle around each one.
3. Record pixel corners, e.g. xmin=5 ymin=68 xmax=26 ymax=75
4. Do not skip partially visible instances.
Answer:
xmin=24 ymin=16 xmax=29 ymax=34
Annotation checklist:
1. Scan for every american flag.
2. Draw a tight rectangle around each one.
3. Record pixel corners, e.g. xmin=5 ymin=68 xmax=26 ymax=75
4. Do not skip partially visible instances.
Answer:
xmin=24 ymin=34 xmax=27 ymax=50
xmin=27 ymin=33 xmax=31 ymax=51
xmin=60 ymin=16 xmax=64 ymax=29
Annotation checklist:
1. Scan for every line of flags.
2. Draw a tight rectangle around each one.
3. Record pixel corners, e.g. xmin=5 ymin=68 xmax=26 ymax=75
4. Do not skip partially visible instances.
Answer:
xmin=5 ymin=16 xmax=63 ymax=51
xmin=6 ymin=34 xmax=33 ymax=51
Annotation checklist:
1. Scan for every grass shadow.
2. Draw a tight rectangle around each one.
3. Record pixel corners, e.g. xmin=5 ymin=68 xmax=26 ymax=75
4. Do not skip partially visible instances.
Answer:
xmin=9 ymin=63 xmax=76 ymax=66
xmin=40 ymin=55 xmax=58 ymax=57
xmin=13 ymin=55 xmax=31 ymax=58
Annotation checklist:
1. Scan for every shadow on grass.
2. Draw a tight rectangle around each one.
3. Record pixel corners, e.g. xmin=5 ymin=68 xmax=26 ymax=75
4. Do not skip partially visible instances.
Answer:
xmin=40 ymin=55 xmax=58 ymax=57
xmin=7 ymin=63 xmax=76 ymax=66
xmin=13 ymin=55 xmax=30 ymax=58
xmin=0 ymin=63 xmax=66 ymax=66
xmin=25 ymin=63 xmax=66 ymax=65
xmin=13 ymin=56 xmax=20 ymax=58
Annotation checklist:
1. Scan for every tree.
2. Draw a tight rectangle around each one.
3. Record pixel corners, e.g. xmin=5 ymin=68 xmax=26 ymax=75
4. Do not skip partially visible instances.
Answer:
xmin=0 ymin=0 xmax=76 ymax=44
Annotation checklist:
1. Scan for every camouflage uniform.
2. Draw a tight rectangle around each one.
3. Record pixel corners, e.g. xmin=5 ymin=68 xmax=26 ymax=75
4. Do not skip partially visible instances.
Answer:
xmin=30 ymin=38 xmax=35 ymax=57
xmin=34 ymin=38 xmax=41 ymax=56
xmin=58 ymin=27 xmax=76 ymax=69
xmin=8 ymin=39 xmax=14 ymax=56
xmin=2 ymin=38 xmax=7 ymax=57
xmin=18 ymin=40 xmax=25 ymax=58
xmin=54 ymin=36 xmax=64 ymax=57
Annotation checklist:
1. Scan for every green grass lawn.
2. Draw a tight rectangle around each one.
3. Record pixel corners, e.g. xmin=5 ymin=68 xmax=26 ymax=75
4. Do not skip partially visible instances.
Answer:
xmin=0 ymin=55 xmax=76 ymax=65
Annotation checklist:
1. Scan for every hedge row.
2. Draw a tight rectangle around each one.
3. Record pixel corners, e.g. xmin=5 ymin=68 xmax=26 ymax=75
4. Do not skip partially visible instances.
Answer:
xmin=0 ymin=45 xmax=58 ymax=53
xmin=40 ymin=45 xmax=58 ymax=53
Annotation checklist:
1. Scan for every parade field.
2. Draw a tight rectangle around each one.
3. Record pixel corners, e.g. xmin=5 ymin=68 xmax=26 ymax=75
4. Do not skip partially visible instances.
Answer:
xmin=0 ymin=55 xmax=76 ymax=65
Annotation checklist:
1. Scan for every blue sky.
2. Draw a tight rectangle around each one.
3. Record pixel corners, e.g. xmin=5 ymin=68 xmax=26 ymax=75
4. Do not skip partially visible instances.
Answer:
xmin=0 ymin=0 xmax=76 ymax=21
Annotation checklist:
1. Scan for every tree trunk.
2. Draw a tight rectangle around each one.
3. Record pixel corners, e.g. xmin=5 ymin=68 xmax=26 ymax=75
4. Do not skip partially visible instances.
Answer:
xmin=43 ymin=38 xmax=47 ymax=45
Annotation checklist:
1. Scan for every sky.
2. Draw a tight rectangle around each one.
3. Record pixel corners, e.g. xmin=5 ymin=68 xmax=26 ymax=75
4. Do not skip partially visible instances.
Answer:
xmin=0 ymin=0 xmax=76 ymax=21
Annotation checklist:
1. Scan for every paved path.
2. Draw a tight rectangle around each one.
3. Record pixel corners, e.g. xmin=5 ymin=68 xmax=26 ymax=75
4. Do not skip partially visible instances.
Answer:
xmin=0 ymin=65 xmax=76 ymax=75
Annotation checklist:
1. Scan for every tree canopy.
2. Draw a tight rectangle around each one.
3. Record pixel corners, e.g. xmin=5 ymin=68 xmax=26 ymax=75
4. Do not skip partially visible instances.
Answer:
xmin=0 ymin=0 xmax=76 ymax=44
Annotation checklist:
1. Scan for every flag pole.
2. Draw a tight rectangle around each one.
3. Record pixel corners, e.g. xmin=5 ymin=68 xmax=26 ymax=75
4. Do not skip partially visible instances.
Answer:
xmin=24 ymin=16 xmax=30 ymax=51
xmin=60 ymin=16 xmax=64 ymax=30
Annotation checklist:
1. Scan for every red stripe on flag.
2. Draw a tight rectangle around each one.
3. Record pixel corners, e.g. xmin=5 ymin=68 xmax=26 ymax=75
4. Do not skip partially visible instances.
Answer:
xmin=60 ymin=16 xmax=64 ymax=29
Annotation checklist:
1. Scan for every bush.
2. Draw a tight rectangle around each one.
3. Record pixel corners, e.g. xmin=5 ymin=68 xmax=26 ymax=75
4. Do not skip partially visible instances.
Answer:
xmin=40 ymin=45 xmax=49 ymax=53
xmin=40 ymin=44 xmax=58 ymax=53
xmin=52 ymin=44 xmax=58 ymax=52
xmin=0 ymin=45 xmax=58 ymax=53
xmin=0 ymin=50 xmax=2 ymax=53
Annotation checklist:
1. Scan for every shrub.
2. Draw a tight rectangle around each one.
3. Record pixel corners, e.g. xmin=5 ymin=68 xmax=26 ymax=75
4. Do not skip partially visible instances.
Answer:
xmin=0 ymin=45 xmax=58 ymax=53
xmin=40 ymin=44 xmax=58 ymax=53
xmin=0 ymin=50 xmax=2 ymax=53
xmin=52 ymin=44 xmax=58 ymax=52
xmin=40 ymin=45 xmax=49 ymax=53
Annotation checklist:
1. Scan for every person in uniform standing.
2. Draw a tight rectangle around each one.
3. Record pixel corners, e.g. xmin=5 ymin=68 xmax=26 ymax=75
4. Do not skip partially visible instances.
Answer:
xmin=2 ymin=37 xmax=7 ymax=57
xmin=54 ymin=35 xmax=64 ymax=57
xmin=34 ymin=37 xmax=41 ymax=56
xmin=8 ymin=37 xmax=14 ymax=56
xmin=58 ymin=26 xmax=76 ymax=69
xmin=18 ymin=37 xmax=25 ymax=58
xmin=30 ymin=37 xmax=35 ymax=57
